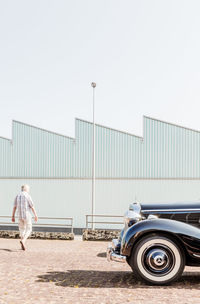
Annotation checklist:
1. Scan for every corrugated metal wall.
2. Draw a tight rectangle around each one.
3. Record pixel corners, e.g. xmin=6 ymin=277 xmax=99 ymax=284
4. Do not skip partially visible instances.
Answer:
xmin=0 ymin=137 xmax=12 ymax=176
xmin=1 ymin=116 xmax=200 ymax=178
xmin=2 ymin=117 xmax=200 ymax=228
xmin=75 ymin=119 xmax=143 ymax=177
xmin=1 ymin=179 xmax=200 ymax=227
xmin=12 ymin=121 xmax=75 ymax=177
xmin=143 ymin=117 xmax=200 ymax=178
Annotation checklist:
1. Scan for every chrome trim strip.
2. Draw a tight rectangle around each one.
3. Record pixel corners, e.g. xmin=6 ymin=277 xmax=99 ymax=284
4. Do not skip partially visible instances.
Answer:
xmin=193 ymin=254 xmax=200 ymax=258
xmin=142 ymin=208 xmax=200 ymax=213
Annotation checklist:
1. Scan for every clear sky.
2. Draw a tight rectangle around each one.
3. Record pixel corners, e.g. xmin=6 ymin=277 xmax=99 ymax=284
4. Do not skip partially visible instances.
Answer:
xmin=0 ymin=0 xmax=200 ymax=139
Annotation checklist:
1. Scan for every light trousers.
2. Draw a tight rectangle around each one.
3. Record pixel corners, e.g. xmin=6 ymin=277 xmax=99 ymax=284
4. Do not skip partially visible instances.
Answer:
xmin=18 ymin=212 xmax=32 ymax=242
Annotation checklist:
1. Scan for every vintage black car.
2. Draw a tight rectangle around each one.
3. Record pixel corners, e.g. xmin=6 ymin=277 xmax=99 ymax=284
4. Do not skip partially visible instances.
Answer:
xmin=107 ymin=201 xmax=200 ymax=285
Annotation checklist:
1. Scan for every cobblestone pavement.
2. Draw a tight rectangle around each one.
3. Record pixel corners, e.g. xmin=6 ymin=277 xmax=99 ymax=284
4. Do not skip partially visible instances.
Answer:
xmin=0 ymin=238 xmax=200 ymax=304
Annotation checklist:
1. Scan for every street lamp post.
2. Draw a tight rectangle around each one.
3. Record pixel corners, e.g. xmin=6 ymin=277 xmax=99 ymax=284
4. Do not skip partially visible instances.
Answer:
xmin=91 ymin=82 xmax=96 ymax=230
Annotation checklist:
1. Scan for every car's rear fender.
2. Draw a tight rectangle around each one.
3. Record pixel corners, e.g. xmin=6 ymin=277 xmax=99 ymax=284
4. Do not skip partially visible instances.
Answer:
xmin=121 ymin=218 xmax=200 ymax=261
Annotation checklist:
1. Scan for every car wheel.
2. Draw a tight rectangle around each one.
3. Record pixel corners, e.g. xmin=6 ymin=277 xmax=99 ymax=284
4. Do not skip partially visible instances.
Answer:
xmin=129 ymin=234 xmax=185 ymax=285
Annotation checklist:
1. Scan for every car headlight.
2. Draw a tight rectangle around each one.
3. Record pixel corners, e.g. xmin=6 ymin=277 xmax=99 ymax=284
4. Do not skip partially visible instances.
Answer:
xmin=124 ymin=209 xmax=142 ymax=226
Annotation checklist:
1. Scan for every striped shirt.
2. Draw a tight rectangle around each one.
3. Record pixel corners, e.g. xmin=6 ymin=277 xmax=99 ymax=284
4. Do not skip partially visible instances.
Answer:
xmin=14 ymin=191 xmax=34 ymax=220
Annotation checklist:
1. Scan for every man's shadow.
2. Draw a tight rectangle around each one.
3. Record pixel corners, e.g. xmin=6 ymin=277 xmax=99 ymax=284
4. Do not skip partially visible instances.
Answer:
xmin=36 ymin=270 xmax=200 ymax=288
xmin=0 ymin=248 xmax=20 ymax=252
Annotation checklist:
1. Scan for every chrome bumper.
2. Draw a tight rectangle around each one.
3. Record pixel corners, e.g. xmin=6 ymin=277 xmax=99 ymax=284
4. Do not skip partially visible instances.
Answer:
xmin=107 ymin=239 xmax=126 ymax=263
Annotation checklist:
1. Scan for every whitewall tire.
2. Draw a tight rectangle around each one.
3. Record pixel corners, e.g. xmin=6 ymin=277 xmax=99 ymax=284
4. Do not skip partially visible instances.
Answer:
xmin=130 ymin=235 xmax=185 ymax=285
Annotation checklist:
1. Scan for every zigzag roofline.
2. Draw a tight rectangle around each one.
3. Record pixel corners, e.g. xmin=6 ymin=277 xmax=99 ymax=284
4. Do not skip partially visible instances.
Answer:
xmin=12 ymin=120 xmax=75 ymax=141
xmin=0 ymin=136 xmax=12 ymax=142
xmin=75 ymin=118 xmax=143 ymax=139
xmin=144 ymin=116 xmax=200 ymax=134
xmin=1 ymin=116 xmax=199 ymax=142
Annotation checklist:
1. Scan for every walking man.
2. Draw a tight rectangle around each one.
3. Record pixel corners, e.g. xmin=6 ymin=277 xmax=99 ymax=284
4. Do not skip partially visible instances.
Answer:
xmin=12 ymin=185 xmax=38 ymax=250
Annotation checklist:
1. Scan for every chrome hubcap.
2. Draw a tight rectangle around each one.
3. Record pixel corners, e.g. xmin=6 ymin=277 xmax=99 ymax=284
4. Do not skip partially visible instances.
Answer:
xmin=143 ymin=245 xmax=174 ymax=275
xmin=147 ymin=249 xmax=169 ymax=271
xmin=155 ymin=255 xmax=164 ymax=266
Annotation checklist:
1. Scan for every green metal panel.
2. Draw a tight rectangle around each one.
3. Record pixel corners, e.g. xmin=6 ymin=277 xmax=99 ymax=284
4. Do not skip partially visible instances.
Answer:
xmin=12 ymin=121 xmax=75 ymax=177
xmin=1 ymin=117 xmax=200 ymax=178
xmin=143 ymin=117 xmax=200 ymax=178
xmin=75 ymin=118 xmax=143 ymax=177
xmin=0 ymin=137 xmax=12 ymax=177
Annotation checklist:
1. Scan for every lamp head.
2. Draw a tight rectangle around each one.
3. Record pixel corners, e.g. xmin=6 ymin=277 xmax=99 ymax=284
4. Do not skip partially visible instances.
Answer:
xmin=91 ymin=82 xmax=96 ymax=88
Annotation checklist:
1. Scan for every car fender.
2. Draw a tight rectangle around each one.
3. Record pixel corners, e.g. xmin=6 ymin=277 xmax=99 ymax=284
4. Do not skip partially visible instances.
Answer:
xmin=121 ymin=218 xmax=200 ymax=259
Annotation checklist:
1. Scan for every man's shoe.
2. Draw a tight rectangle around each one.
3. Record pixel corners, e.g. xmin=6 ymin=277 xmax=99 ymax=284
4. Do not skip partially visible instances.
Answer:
xmin=20 ymin=240 xmax=26 ymax=251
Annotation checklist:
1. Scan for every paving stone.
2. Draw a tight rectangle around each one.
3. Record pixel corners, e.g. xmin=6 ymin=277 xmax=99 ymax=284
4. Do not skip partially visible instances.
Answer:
xmin=0 ymin=238 xmax=199 ymax=304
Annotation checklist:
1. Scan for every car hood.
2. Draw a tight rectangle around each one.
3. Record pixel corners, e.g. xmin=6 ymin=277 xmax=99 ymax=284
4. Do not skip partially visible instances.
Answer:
xmin=140 ymin=201 xmax=200 ymax=214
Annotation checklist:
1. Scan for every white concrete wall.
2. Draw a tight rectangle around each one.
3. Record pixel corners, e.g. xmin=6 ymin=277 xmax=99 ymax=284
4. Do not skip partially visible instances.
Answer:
xmin=1 ymin=179 xmax=200 ymax=228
